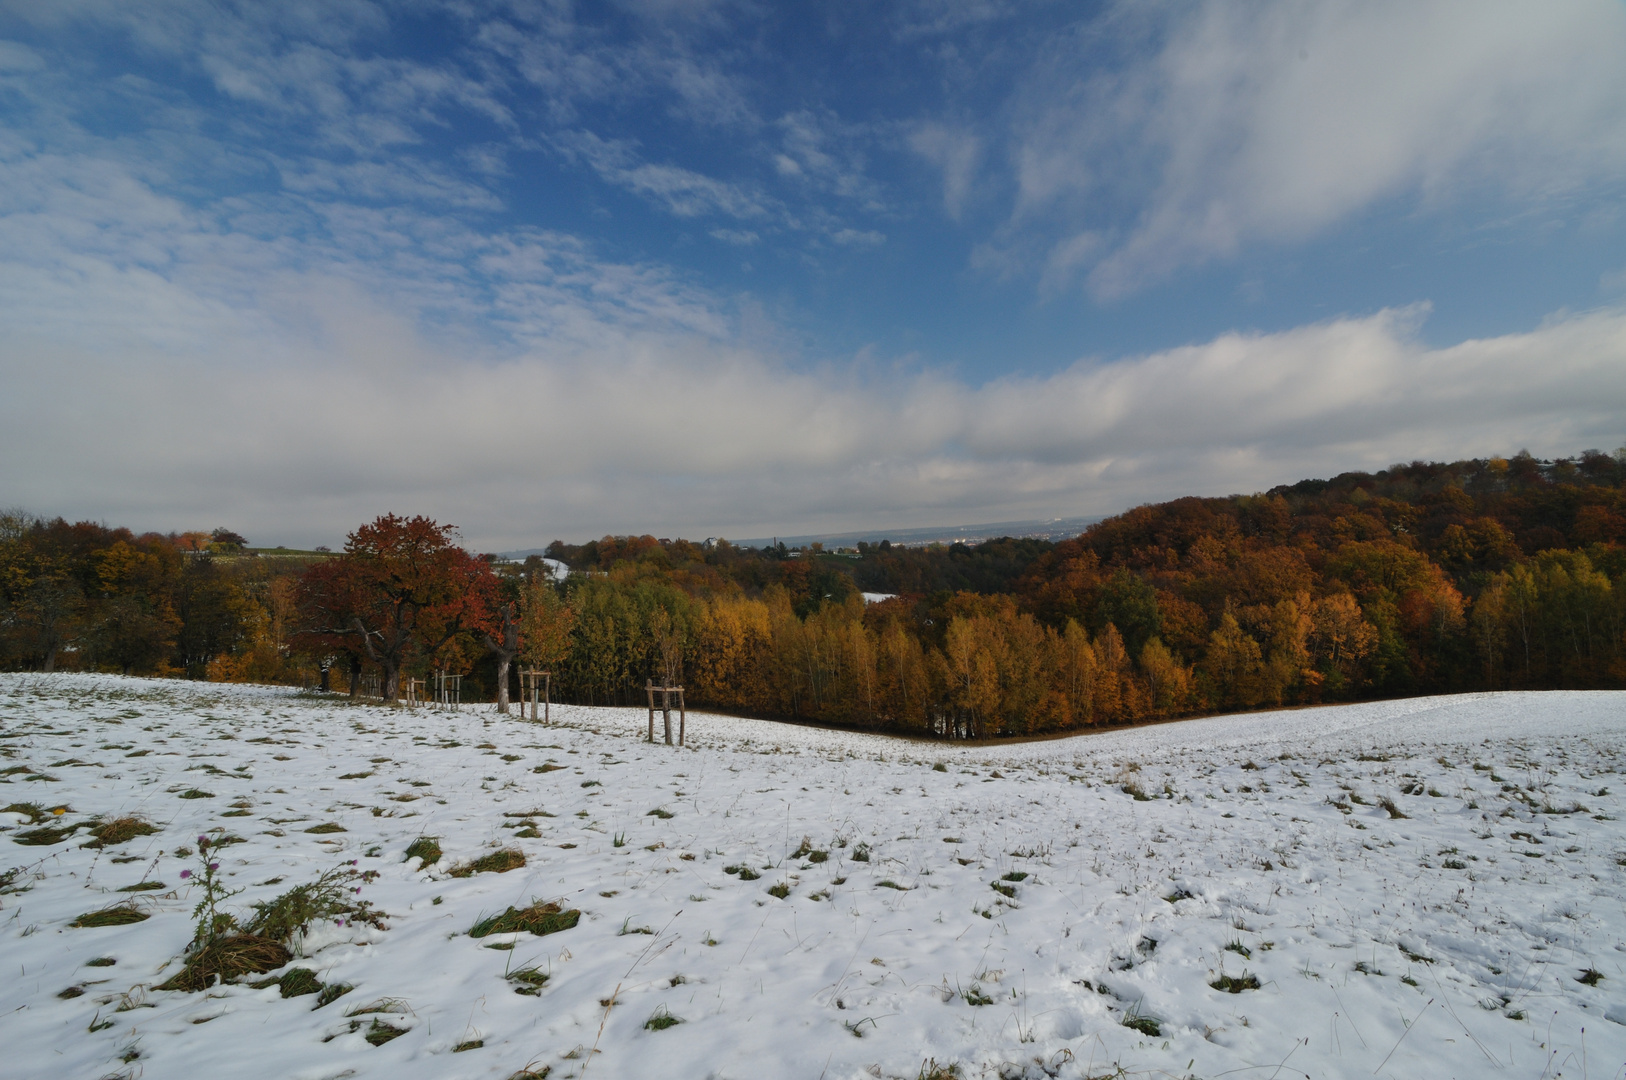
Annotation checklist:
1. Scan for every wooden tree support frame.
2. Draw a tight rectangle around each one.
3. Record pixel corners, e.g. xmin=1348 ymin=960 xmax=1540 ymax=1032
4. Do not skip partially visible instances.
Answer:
xmin=520 ymin=669 xmax=552 ymax=724
xmin=645 ymin=681 xmax=685 ymax=746
xmin=434 ymin=670 xmax=462 ymax=710
xmin=402 ymin=677 xmax=424 ymax=707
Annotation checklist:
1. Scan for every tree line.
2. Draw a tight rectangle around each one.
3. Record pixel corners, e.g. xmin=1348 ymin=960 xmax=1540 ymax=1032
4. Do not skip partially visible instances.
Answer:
xmin=2 ymin=447 xmax=1623 ymax=737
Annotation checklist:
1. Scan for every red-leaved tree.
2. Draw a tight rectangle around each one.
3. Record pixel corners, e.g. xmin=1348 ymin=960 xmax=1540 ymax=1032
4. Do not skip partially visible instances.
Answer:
xmin=295 ymin=515 xmax=486 ymax=700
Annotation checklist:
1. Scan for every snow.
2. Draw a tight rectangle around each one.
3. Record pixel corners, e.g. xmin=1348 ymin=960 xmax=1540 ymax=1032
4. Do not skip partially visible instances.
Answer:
xmin=2 ymin=674 xmax=1624 ymax=1080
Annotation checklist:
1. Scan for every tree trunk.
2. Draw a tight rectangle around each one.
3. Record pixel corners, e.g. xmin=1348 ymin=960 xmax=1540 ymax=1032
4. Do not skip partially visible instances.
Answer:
xmin=495 ymin=651 xmax=512 ymax=713
xmin=348 ymin=654 xmax=362 ymax=699
xmin=384 ymin=662 xmax=400 ymax=702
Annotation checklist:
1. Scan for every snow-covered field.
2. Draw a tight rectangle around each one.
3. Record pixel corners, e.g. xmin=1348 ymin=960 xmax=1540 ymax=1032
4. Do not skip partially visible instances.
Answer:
xmin=3 ymin=675 xmax=1624 ymax=1080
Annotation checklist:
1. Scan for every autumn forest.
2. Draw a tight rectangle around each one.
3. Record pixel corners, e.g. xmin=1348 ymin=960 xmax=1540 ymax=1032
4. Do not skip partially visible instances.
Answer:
xmin=4 ymin=448 xmax=1624 ymax=739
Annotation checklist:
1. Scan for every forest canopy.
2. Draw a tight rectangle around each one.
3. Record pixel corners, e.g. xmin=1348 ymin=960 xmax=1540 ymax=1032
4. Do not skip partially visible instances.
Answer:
xmin=3 ymin=447 xmax=1623 ymax=738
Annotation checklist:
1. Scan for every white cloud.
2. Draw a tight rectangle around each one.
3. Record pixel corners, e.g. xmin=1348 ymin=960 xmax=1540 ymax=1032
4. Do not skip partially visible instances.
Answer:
xmin=1009 ymin=0 xmax=1626 ymax=296
xmin=909 ymin=122 xmax=981 ymax=220
xmin=5 ymin=144 xmax=1623 ymax=549
xmin=554 ymin=130 xmax=769 ymax=220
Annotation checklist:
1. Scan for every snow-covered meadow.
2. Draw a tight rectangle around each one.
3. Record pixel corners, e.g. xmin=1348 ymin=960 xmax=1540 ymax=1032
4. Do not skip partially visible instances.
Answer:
xmin=2 ymin=674 xmax=1624 ymax=1080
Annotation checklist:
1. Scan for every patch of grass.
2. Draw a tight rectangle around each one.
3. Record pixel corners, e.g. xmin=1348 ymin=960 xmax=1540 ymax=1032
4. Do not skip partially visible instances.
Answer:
xmin=364 ymin=1019 xmax=407 ymax=1045
xmin=508 ymin=968 xmax=550 ymax=995
xmin=220 ymin=809 xmax=252 ymax=817
xmin=85 ymin=957 xmax=117 ymax=967
xmin=850 ymin=842 xmax=871 ymax=862
xmin=156 ymin=934 xmax=290 ymax=991
xmin=84 ymin=816 xmax=157 ymax=849
xmin=178 ymin=789 xmax=214 ymax=799
xmin=1224 ymin=939 xmax=1252 ymax=959
xmin=1378 ymin=797 xmax=1409 ymax=819
xmin=453 ymin=1039 xmax=484 ymax=1052
xmin=277 ymin=968 xmax=324 ymax=998
xmin=723 ymin=864 xmax=761 ymax=880
xmin=117 ymin=880 xmax=166 ymax=892
xmin=71 ymin=902 xmax=151 ymax=928
xmin=767 ymin=882 xmax=791 ymax=898
xmin=1578 ymin=968 xmax=1604 ymax=986
xmin=338 ymin=772 xmax=373 ymax=780
xmin=469 ymin=901 xmax=580 ymax=938
xmin=1000 ymin=870 xmax=1028 ymax=882
xmin=2 ymin=802 xmax=50 ymax=823
xmin=1210 ymin=971 xmax=1261 ymax=993
xmin=808 ymin=849 xmax=828 ymax=863
xmin=13 ymin=824 xmax=74 ymax=846
xmin=507 ymin=1070 xmax=550 ymax=1080
xmin=513 ymin=826 xmax=540 ymax=838
xmin=961 ymin=983 xmax=994 ymax=1006
xmin=1164 ymin=887 xmax=1194 ymax=903
xmin=447 ymin=847 xmax=526 ymax=877
xmin=404 ymin=836 xmax=441 ymax=865
xmin=933 ymin=762 xmax=948 ymax=772
xmin=1442 ymin=858 xmax=1468 ymax=869
xmin=646 ymin=807 xmax=674 ymax=819
xmin=1354 ymin=960 xmax=1383 ymax=976
xmin=304 ymin=822 xmax=346 ymax=834
xmin=1121 ymin=1010 xmax=1161 ymax=1037
xmin=644 ymin=1006 xmax=682 ymax=1031
xmin=315 ymin=982 xmax=353 ymax=1008
xmin=917 ymin=1060 xmax=961 ymax=1080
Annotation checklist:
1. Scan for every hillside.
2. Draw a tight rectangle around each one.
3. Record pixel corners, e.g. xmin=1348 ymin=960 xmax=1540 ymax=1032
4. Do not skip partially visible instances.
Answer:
xmin=2 ymin=675 xmax=1623 ymax=1079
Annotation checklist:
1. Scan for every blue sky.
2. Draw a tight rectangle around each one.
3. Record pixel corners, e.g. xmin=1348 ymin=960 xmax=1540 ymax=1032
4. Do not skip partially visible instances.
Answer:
xmin=2 ymin=1 xmax=1625 ymax=549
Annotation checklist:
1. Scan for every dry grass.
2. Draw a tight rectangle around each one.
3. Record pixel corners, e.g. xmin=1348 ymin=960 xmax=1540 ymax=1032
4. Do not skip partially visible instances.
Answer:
xmin=469 ymin=901 xmax=580 ymax=938
xmin=71 ymin=902 xmax=151 ymax=928
xmin=447 ymin=847 xmax=525 ymax=878
xmin=156 ymin=934 xmax=291 ymax=992
xmin=84 ymin=815 xmax=158 ymax=849
xmin=304 ymin=822 xmax=347 ymax=834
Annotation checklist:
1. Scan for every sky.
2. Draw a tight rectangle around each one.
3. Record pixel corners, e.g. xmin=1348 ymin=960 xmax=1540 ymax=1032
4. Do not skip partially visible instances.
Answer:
xmin=2 ymin=0 xmax=1625 ymax=552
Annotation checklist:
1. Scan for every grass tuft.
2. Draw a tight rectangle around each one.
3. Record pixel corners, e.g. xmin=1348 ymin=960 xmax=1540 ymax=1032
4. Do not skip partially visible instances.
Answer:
xmin=448 ymin=847 xmax=525 ymax=877
xmin=508 ymin=968 xmax=550 ymax=995
xmin=277 ymin=968 xmax=324 ymax=998
xmin=71 ymin=901 xmax=151 ymax=928
xmin=178 ymin=789 xmax=214 ymax=799
xmin=304 ymin=822 xmax=346 ymax=834
xmin=1578 ymin=968 xmax=1604 ymax=986
xmin=14 ymin=824 xmax=75 ymax=846
xmin=404 ymin=836 xmax=441 ymax=865
xmin=1210 ymin=971 xmax=1261 ymax=993
xmin=156 ymin=934 xmax=290 ymax=991
xmin=644 ymin=1005 xmax=682 ymax=1031
xmin=469 ymin=901 xmax=580 ymax=938
xmin=84 ymin=816 xmax=158 ymax=849
xmin=768 ymin=882 xmax=791 ymax=898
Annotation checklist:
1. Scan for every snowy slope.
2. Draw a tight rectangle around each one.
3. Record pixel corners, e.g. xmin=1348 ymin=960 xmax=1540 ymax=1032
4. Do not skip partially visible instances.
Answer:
xmin=1 ymin=675 xmax=1623 ymax=1080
